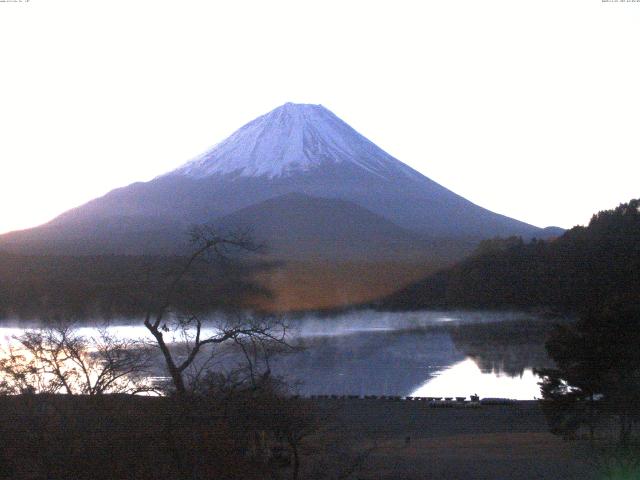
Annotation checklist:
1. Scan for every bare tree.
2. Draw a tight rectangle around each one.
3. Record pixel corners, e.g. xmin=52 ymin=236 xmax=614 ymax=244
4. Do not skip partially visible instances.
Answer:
xmin=0 ymin=324 xmax=153 ymax=395
xmin=142 ymin=226 xmax=290 ymax=395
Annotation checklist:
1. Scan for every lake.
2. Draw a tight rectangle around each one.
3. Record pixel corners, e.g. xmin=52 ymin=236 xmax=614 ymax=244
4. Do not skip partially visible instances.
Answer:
xmin=0 ymin=310 xmax=559 ymax=400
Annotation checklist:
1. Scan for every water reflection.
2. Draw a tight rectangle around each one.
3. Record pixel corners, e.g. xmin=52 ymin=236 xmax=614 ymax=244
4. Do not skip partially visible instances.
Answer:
xmin=410 ymin=358 xmax=541 ymax=400
xmin=270 ymin=330 xmax=465 ymax=397
xmin=270 ymin=325 xmax=548 ymax=399
xmin=0 ymin=311 xmax=561 ymax=399
xmin=272 ymin=311 xmax=557 ymax=398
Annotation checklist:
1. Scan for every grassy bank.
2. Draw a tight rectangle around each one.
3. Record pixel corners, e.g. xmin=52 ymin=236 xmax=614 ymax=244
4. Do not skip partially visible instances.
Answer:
xmin=0 ymin=394 xmax=597 ymax=480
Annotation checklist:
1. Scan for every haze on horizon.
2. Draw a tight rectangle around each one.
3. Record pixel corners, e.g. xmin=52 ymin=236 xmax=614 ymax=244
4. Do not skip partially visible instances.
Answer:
xmin=1 ymin=0 xmax=639 ymax=235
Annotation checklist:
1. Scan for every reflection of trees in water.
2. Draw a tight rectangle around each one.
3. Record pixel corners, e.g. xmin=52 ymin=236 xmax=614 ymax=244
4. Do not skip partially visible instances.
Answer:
xmin=269 ymin=330 xmax=465 ymax=396
xmin=247 ymin=319 xmax=565 ymax=395
xmin=448 ymin=320 xmax=559 ymax=377
xmin=0 ymin=318 xmax=566 ymax=396
xmin=463 ymin=344 xmax=549 ymax=377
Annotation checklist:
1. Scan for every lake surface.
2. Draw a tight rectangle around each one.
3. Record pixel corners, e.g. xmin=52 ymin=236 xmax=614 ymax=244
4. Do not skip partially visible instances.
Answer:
xmin=0 ymin=310 xmax=558 ymax=399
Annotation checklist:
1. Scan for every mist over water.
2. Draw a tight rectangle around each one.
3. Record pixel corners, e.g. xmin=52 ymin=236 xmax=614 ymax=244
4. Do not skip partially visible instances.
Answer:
xmin=272 ymin=310 xmax=554 ymax=399
xmin=0 ymin=310 xmax=557 ymax=399
xmin=291 ymin=309 xmax=542 ymax=333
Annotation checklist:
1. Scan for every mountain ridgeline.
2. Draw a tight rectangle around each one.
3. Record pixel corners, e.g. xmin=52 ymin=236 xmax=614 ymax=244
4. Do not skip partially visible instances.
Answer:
xmin=0 ymin=103 xmax=564 ymax=313
xmin=0 ymin=103 xmax=558 ymax=256
xmin=381 ymin=199 xmax=640 ymax=312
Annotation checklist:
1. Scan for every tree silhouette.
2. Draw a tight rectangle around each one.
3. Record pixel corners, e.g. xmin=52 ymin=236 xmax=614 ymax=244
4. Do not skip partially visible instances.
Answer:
xmin=538 ymin=303 xmax=640 ymax=445
xmin=0 ymin=324 xmax=152 ymax=395
xmin=141 ymin=226 xmax=289 ymax=395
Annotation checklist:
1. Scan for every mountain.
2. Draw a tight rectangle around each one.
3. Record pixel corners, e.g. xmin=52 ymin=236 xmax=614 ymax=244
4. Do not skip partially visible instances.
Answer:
xmin=170 ymin=102 xmax=424 ymax=180
xmin=0 ymin=102 xmax=557 ymax=256
xmin=216 ymin=192 xmax=479 ymax=262
xmin=0 ymin=102 xmax=564 ymax=310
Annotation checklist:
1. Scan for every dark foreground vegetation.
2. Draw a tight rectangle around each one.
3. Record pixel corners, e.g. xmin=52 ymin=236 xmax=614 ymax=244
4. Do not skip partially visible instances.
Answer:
xmin=0 ymin=391 xmax=321 ymax=480
xmin=535 ymin=301 xmax=640 ymax=478
xmin=0 ymin=395 xmax=596 ymax=480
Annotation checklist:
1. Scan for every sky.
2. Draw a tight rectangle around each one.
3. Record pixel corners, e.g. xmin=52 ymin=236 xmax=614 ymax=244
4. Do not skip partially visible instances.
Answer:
xmin=0 ymin=0 xmax=638 ymax=235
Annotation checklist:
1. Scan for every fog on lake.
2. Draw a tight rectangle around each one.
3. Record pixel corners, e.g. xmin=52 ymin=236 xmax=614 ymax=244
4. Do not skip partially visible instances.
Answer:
xmin=0 ymin=310 xmax=559 ymax=400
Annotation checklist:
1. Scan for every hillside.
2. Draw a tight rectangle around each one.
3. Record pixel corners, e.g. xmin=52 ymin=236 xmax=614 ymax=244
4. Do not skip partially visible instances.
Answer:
xmin=381 ymin=199 xmax=640 ymax=312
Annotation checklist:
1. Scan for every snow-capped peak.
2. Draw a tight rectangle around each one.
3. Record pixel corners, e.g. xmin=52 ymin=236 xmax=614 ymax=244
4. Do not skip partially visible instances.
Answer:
xmin=168 ymin=102 xmax=422 ymax=180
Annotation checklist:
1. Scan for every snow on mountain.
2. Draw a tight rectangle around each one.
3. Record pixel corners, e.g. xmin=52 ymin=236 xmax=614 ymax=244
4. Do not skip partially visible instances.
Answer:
xmin=0 ymin=101 xmax=560 ymax=259
xmin=169 ymin=103 xmax=422 ymax=180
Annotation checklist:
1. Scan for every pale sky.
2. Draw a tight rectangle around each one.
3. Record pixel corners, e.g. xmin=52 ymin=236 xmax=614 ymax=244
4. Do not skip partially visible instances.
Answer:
xmin=1 ymin=0 xmax=638 ymax=235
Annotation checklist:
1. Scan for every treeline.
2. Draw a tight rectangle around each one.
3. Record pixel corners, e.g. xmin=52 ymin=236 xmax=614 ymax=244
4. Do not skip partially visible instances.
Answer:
xmin=382 ymin=199 xmax=640 ymax=312
xmin=0 ymin=253 xmax=273 ymax=320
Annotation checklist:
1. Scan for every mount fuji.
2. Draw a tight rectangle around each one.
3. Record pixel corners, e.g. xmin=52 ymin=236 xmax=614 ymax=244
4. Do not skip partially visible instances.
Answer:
xmin=171 ymin=102 xmax=424 ymax=181
xmin=0 ymin=103 xmax=556 ymax=250
xmin=0 ymin=103 xmax=561 ymax=308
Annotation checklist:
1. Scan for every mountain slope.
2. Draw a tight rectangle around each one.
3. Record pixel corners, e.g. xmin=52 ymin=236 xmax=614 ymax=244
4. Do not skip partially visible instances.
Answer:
xmin=0 ymin=102 xmax=558 ymax=257
xmin=215 ymin=192 xmax=471 ymax=261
